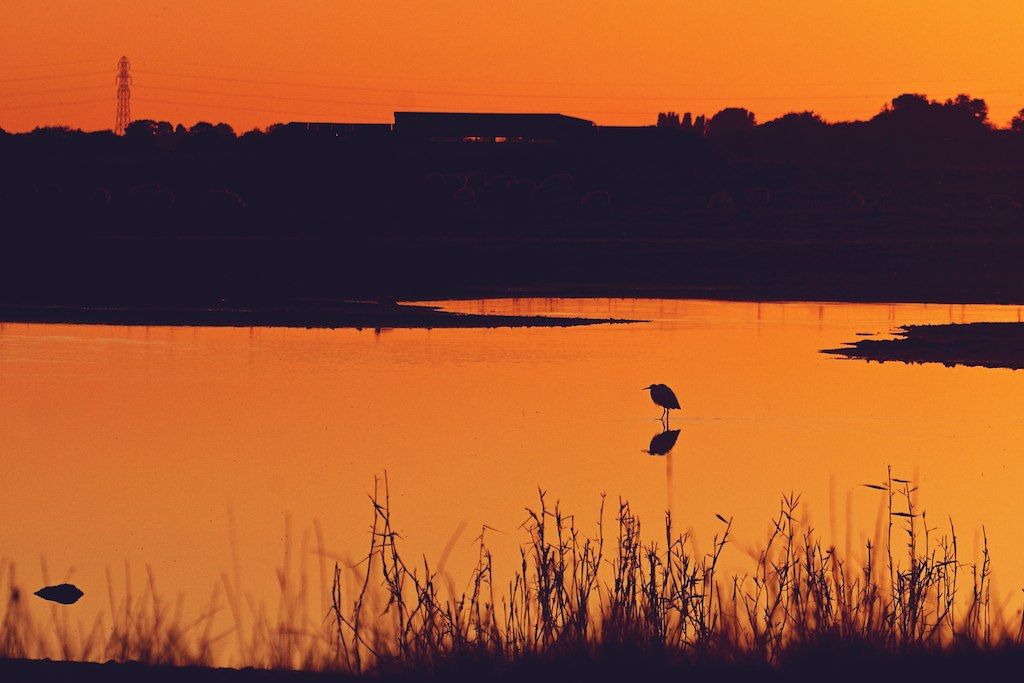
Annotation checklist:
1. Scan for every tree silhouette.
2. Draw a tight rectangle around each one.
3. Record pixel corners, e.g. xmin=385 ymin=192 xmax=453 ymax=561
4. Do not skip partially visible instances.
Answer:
xmin=1012 ymin=109 xmax=1024 ymax=134
xmin=707 ymin=108 xmax=756 ymax=138
xmin=657 ymin=111 xmax=706 ymax=136
xmin=125 ymin=119 xmax=174 ymax=139
xmin=945 ymin=94 xmax=988 ymax=123
xmin=760 ymin=111 xmax=826 ymax=133
xmin=657 ymin=112 xmax=681 ymax=128
xmin=188 ymin=121 xmax=236 ymax=140
xmin=890 ymin=93 xmax=929 ymax=114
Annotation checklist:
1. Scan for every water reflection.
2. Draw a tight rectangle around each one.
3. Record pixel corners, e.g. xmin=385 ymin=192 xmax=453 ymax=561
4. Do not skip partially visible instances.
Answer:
xmin=644 ymin=428 xmax=681 ymax=456
xmin=8 ymin=298 xmax=1024 ymax=644
xmin=643 ymin=426 xmax=683 ymax=515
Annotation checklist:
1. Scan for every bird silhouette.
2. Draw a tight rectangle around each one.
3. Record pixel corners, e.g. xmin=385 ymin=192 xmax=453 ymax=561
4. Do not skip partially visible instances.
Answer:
xmin=34 ymin=583 xmax=84 ymax=605
xmin=643 ymin=383 xmax=681 ymax=421
xmin=644 ymin=428 xmax=681 ymax=456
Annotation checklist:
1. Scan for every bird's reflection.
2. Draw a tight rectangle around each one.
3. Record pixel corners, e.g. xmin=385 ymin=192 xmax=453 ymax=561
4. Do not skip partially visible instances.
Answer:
xmin=644 ymin=428 xmax=681 ymax=456
xmin=642 ymin=426 xmax=683 ymax=516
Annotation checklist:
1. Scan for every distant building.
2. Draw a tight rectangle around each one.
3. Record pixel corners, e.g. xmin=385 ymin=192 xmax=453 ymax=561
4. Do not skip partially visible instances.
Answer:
xmin=282 ymin=122 xmax=393 ymax=139
xmin=393 ymin=112 xmax=595 ymax=143
xmin=282 ymin=113 xmax=601 ymax=144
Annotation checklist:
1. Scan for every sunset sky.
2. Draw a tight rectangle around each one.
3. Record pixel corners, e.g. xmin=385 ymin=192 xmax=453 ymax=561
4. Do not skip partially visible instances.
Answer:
xmin=1 ymin=1 xmax=1022 ymax=133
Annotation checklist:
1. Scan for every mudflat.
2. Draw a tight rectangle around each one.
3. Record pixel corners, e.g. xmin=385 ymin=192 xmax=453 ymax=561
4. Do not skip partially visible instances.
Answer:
xmin=0 ymin=300 xmax=636 ymax=329
xmin=823 ymin=322 xmax=1024 ymax=369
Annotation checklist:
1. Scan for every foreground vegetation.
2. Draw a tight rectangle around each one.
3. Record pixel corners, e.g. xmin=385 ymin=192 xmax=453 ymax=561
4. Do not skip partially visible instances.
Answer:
xmin=2 ymin=470 xmax=1022 ymax=681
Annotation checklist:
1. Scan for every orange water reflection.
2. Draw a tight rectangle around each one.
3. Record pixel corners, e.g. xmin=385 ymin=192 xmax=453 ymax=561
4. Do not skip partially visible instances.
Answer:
xmin=3 ymin=299 xmax=1024 ymax=639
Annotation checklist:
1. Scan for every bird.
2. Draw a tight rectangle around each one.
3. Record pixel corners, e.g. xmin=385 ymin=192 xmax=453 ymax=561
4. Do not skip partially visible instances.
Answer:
xmin=643 ymin=383 xmax=680 ymax=421
xmin=34 ymin=583 xmax=84 ymax=605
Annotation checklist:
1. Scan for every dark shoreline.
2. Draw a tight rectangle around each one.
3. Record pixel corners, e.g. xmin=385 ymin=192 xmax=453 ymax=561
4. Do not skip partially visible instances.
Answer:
xmin=823 ymin=322 xmax=1024 ymax=370
xmin=4 ymin=648 xmax=1024 ymax=683
xmin=0 ymin=301 xmax=638 ymax=329
xmin=11 ymin=223 xmax=1024 ymax=327
xmin=13 ymin=229 xmax=1024 ymax=316
xmin=3 ymin=288 xmax=1023 ymax=330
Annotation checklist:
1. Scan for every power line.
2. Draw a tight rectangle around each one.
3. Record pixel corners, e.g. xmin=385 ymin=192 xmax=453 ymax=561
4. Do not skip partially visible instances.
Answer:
xmin=0 ymin=83 xmax=109 ymax=98
xmin=133 ymin=69 xmax=632 ymax=98
xmin=0 ymin=58 xmax=108 ymax=72
xmin=0 ymin=98 xmax=109 ymax=112
xmin=133 ymin=68 xmax=890 ymax=101
xmin=129 ymin=82 xmax=888 ymax=118
xmin=134 ymin=97 xmax=354 ymax=119
xmin=133 ymin=76 xmax=1020 ymax=116
xmin=136 ymin=57 xmax=602 ymax=86
xmin=0 ymin=61 xmax=1017 ymax=129
xmin=0 ymin=70 xmax=108 ymax=85
xmin=130 ymin=67 xmax=1024 ymax=103
xmin=133 ymin=94 xmax=875 ymax=121
xmin=134 ymin=56 xmax=1024 ymax=93
xmin=135 ymin=83 xmax=420 ymax=108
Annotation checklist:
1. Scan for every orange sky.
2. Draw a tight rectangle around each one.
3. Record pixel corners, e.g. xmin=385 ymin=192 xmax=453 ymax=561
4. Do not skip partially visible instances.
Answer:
xmin=1 ymin=1 xmax=1023 ymax=133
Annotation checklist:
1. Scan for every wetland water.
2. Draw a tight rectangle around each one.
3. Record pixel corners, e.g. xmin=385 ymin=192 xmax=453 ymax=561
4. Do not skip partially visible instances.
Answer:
xmin=3 ymin=298 xmax=1024 ymax=638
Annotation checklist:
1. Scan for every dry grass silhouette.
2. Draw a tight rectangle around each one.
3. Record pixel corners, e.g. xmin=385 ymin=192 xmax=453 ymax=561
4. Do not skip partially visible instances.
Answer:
xmin=0 ymin=469 xmax=1019 ymax=676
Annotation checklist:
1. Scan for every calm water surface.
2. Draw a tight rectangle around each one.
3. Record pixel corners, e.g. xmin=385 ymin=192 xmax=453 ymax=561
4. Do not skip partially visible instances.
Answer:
xmin=3 ymin=299 xmax=1024 ymax=630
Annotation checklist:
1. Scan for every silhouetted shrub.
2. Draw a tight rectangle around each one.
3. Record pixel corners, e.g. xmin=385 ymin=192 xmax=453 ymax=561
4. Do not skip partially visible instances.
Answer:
xmin=707 ymin=191 xmax=734 ymax=210
xmin=987 ymin=193 xmax=1021 ymax=212
xmin=1013 ymin=109 xmax=1024 ymax=135
xmin=507 ymin=179 xmax=536 ymax=211
xmin=707 ymin=108 xmax=756 ymax=139
xmin=89 ymin=187 xmax=112 ymax=209
xmin=204 ymin=187 xmax=247 ymax=211
xmin=581 ymin=189 xmax=612 ymax=210
xmin=745 ymin=187 xmax=771 ymax=207
xmin=453 ymin=185 xmax=476 ymax=207
xmin=127 ymin=183 xmax=175 ymax=212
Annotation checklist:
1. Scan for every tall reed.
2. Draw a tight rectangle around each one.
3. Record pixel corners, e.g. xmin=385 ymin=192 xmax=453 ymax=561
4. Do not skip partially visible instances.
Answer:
xmin=0 ymin=469 xmax=1017 ymax=673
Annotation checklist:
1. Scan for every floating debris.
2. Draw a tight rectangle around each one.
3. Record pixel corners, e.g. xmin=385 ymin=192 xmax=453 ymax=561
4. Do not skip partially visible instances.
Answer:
xmin=34 ymin=583 xmax=83 ymax=605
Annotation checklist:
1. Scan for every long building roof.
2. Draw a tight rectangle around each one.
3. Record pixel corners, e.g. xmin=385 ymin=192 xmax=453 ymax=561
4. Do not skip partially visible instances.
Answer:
xmin=394 ymin=111 xmax=595 ymax=138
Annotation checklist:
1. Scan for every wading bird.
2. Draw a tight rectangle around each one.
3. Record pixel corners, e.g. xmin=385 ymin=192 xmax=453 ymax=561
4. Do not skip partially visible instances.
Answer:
xmin=643 ymin=383 xmax=680 ymax=421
